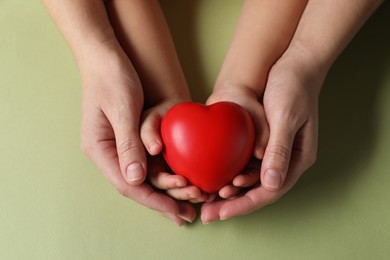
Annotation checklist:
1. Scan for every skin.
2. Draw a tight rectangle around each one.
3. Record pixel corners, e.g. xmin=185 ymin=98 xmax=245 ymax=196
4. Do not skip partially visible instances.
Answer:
xmin=42 ymin=0 xmax=204 ymax=226
xmin=153 ymin=0 xmax=309 ymax=204
xmin=208 ymin=0 xmax=309 ymax=195
xmin=201 ymin=0 xmax=384 ymax=223
xmin=43 ymin=0 xmax=384 ymax=225
xmin=105 ymin=0 xmax=214 ymax=209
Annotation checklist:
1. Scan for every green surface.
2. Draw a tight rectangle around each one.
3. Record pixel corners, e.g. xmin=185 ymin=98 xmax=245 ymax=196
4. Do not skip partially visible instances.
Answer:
xmin=1 ymin=1 xmax=390 ymax=259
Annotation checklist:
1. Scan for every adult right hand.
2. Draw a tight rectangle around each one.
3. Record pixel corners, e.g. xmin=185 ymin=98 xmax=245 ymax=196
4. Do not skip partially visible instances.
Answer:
xmin=79 ymin=44 xmax=194 ymax=226
xmin=201 ymin=48 xmax=325 ymax=223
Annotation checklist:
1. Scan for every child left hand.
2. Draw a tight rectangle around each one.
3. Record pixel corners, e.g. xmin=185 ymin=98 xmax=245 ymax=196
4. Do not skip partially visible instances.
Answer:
xmin=205 ymin=85 xmax=270 ymax=199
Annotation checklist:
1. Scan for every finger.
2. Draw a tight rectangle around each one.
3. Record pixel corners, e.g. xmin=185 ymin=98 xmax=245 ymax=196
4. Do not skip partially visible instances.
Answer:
xmin=218 ymin=185 xmax=242 ymax=199
xmin=260 ymin=121 xmax=296 ymax=191
xmin=218 ymin=187 xmax=282 ymax=220
xmin=289 ymin=118 xmax=318 ymax=176
xmin=214 ymin=120 xmax=318 ymax=221
xmin=201 ymin=185 xmax=283 ymax=223
xmin=206 ymin=193 xmax=218 ymax=202
xmin=201 ymin=186 xmax=282 ymax=223
xmin=217 ymin=121 xmax=318 ymax=220
xmin=88 ymin=140 xmax=181 ymax=215
xmin=279 ymin=119 xmax=318 ymax=192
xmin=201 ymin=200 xmax=226 ymax=224
xmin=189 ymin=192 xmax=211 ymax=203
xmin=177 ymin=201 xmax=197 ymax=223
xmin=251 ymin=104 xmax=270 ymax=160
xmin=140 ymin=109 xmax=163 ymax=156
xmin=191 ymin=193 xmax=218 ymax=203
xmin=201 ymin=120 xmax=319 ymax=222
xmin=149 ymin=171 xmax=187 ymax=189
xmin=218 ymin=148 xmax=315 ymax=221
xmin=166 ymin=186 xmax=202 ymax=201
xmin=105 ymin=102 xmax=147 ymax=186
xmin=232 ymin=161 xmax=260 ymax=187
xmin=232 ymin=172 xmax=259 ymax=188
xmin=220 ymin=172 xmax=301 ymax=220
xmin=218 ymin=158 xmax=261 ymax=199
xmin=147 ymin=155 xmax=187 ymax=189
xmin=160 ymin=201 xmax=196 ymax=225
xmin=160 ymin=212 xmax=186 ymax=227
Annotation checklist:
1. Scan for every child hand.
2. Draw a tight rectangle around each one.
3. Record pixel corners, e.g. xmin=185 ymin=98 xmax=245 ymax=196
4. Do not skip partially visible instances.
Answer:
xmin=206 ymin=85 xmax=270 ymax=199
xmin=146 ymin=154 xmax=214 ymax=204
xmin=218 ymin=158 xmax=262 ymax=199
xmin=140 ymin=99 xmax=216 ymax=203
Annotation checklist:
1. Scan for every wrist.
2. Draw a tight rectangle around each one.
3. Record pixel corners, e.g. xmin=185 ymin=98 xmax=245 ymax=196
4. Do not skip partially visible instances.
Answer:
xmin=212 ymin=81 xmax=263 ymax=100
xmin=143 ymin=91 xmax=191 ymax=110
xmin=207 ymin=84 xmax=259 ymax=107
xmin=75 ymin=38 xmax=139 ymax=83
xmin=73 ymin=34 xmax=123 ymax=67
xmin=276 ymin=43 xmax=329 ymax=91
xmin=290 ymin=40 xmax=334 ymax=73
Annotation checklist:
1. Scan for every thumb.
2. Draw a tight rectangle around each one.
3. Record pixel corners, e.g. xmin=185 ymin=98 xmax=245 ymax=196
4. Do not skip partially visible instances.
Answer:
xmin=261 ymin=122 xmax=296 ymax=191
xmin=110 ymin=111 xmax=147 ymax=186
xmin=140 ymin=109 xmax=163 ymax=156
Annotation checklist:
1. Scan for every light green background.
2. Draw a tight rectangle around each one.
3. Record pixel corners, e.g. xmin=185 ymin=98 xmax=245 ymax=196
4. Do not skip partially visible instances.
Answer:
xmin=1 ymin=1 xmax=390 ymax=259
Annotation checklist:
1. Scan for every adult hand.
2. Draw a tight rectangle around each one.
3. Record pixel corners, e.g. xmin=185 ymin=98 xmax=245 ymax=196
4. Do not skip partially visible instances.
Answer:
xmin=79 ymin=46 xmax=193 ymax=225
xmin=201 ymin=50 xmax=325 ymax=223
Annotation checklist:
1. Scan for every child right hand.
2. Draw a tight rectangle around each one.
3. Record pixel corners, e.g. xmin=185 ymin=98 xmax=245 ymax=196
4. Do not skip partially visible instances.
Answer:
xmin=140 ymin=98 xmax=216 ymax=204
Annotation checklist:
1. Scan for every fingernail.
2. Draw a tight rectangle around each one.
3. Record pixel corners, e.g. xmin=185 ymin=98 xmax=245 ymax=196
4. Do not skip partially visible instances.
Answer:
xmin=264 ymin=169 xmax=281 ymax=190
xmin=255 ymin=145 xmax=265 ymax=159
xmin=165 ymin=213 xmax=184 ymax=227
xmin=189 ymin=192 xmax=199 ymax=199
xmin=220 ymin=211 xmax=229 ymax=221
xmin=178 ymin=214 xmax=193 ymax=223
xmin=126 ymin=163 xmax=144 ymax=183
xmin=148 ymin=141 xmax=160 ymax=155
xmin=202 ymin=219 xmax=210 ymax=225
xmin=175 ymin=180 xmax=186 ymax=188
xmin=206 ymin=194 xmax=217 ymax=202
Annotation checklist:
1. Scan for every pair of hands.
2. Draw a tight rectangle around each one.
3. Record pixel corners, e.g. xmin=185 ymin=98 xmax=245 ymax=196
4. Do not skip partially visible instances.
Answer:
xmin=80 ymin=44 xmax=323 ymax=225
xmin=201 ymin=50 xmax=323 ymax=223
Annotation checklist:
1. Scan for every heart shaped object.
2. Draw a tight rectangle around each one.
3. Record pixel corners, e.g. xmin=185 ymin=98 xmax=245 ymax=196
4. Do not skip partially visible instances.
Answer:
xmin=161 ymin=102 xmax=255 ymax=193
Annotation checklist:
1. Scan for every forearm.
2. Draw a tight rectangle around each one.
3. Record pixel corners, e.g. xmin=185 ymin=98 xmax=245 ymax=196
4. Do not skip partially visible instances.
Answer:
xmin=106 ymin=0 xmax=190 ymax=107
xmin=287 ymin=0 xmax=384 ymax=77
xmin=214 ymin=0 xmax=308 ymax=96
xmin=42 ymin=0 xmax=124 ymax=66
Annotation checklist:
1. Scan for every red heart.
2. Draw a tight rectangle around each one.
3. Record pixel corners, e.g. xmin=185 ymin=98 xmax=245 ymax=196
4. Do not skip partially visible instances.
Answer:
xmin=161 ymin=102 xmax=255 ymax=193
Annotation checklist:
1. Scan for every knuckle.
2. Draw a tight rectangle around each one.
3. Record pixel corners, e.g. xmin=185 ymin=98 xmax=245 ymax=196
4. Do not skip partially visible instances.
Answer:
xmin=117 ymin=139 xmax=142 ymax=159
xmin=140 ymin=127 xmax=155 ymax=144
xmin=248 ymin=192 xmax=282 ymax=210
xmin=258 ymin=192 xmax=283 ymax=208
xmin=305 ymin=151 xmax=317 ymax=169
xmin=140 ymin=113 xmax=160 ymax=138
xmin=308 ymin=152 xmax=317 ymax=166
xmin=80 ymin=142 xmax=88 ymax=155
xmin=80 ymin=138 xmax=95 ymax=156
xmin=267 ymin=144 xmax=291 ymax=162
xmin=267 ymin=193 xmax=283 ymax=206
xmin=116 ymin=185 xmax=128 ymax=197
